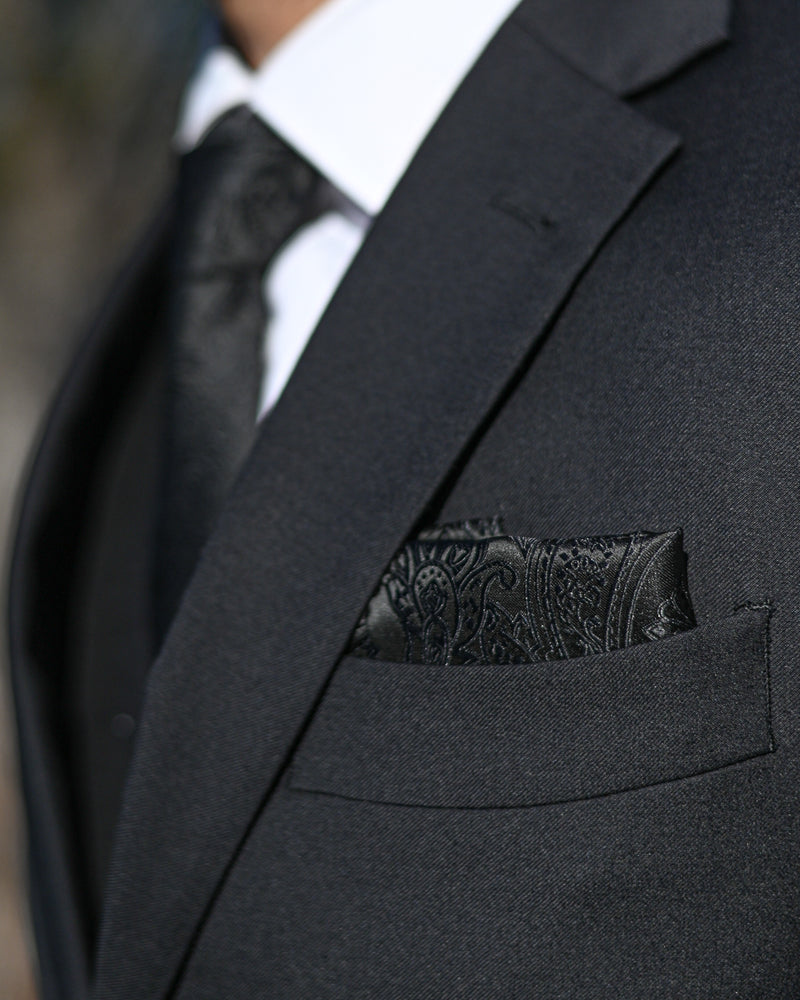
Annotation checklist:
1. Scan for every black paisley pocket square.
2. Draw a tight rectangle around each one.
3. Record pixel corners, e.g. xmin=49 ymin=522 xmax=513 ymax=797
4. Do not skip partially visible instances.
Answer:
xmin=348 ymin=523 xmax=696 ymax=666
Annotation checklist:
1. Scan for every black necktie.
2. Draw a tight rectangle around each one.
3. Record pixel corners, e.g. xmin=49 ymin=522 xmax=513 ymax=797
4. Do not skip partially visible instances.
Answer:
xmin=156 ymin=106 xmax=322 ymax=636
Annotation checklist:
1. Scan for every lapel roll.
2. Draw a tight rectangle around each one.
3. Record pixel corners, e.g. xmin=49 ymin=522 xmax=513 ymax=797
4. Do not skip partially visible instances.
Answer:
xmin=94 ymin=7 xmax=689 ymax=998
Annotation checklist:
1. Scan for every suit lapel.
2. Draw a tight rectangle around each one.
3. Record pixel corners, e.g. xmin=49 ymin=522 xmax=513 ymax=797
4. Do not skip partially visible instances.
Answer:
xmin=517 ymin=0 xmax=730 ymax=96
xmin=95 ymin=3 xmax=705 ymax=995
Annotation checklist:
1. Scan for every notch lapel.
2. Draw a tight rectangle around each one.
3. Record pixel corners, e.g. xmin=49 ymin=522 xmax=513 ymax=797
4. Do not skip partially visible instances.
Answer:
xmin=518 ymin=0 xmax=730 ymax=96
xmin=95 ymin=6 xmax=689 ymax=998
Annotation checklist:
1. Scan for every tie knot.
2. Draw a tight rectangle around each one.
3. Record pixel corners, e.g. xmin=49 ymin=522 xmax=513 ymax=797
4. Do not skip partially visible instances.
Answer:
xmin=172 ymin=105 xmax=321 ymax=275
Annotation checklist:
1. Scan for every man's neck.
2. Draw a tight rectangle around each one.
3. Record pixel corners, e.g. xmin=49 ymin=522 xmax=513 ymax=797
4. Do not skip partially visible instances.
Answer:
xmin=219 ymin=0 xmax=330 ymax=67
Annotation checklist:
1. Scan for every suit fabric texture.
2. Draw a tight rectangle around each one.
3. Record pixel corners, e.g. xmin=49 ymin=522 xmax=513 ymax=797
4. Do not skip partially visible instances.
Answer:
xmin=8 ymin=0 xmax=800 ymax=997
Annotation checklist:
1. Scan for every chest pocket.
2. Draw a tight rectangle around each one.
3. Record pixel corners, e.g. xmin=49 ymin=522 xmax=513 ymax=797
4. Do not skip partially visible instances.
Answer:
xmin=289 ymin=605 xmax=773 ymax=808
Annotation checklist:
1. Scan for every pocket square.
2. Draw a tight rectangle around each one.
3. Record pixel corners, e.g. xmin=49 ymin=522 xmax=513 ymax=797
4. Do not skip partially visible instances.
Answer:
xmin=348 ymin=524 xmax=695 ymax=666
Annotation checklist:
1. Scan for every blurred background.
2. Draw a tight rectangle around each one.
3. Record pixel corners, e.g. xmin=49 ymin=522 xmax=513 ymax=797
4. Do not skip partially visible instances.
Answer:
xmin=0 ymin=0 xmax=203 ymax=994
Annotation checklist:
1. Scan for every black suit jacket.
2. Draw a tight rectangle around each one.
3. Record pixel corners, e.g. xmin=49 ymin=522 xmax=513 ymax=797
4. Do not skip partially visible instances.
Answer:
xmin=11 ymin=0 xmax=800 ymax=996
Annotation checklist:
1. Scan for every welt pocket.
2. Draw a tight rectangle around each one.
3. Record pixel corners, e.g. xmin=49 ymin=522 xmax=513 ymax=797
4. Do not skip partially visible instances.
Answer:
xmin=289 ymin=605 xmax=775 ymax=808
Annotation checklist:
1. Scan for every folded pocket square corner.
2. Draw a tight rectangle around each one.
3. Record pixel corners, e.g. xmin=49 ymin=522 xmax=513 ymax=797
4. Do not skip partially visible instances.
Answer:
xmin=348 ymin=523 xmax=695 ymax=666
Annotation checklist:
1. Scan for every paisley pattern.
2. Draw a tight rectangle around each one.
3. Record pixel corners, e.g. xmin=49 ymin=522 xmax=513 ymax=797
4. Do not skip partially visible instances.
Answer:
xmin=348 ymin=525 xmax=695 ymax=665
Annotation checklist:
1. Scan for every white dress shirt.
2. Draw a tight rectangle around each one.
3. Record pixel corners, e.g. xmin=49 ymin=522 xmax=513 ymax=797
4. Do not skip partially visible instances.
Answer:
xmin=175 ymin=0 xmax=521 ymax=417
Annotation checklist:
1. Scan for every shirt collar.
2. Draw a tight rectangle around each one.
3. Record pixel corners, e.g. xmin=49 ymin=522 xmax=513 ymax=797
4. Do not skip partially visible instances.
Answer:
xmin=175 ymin=0 xmax=522 ymax=217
